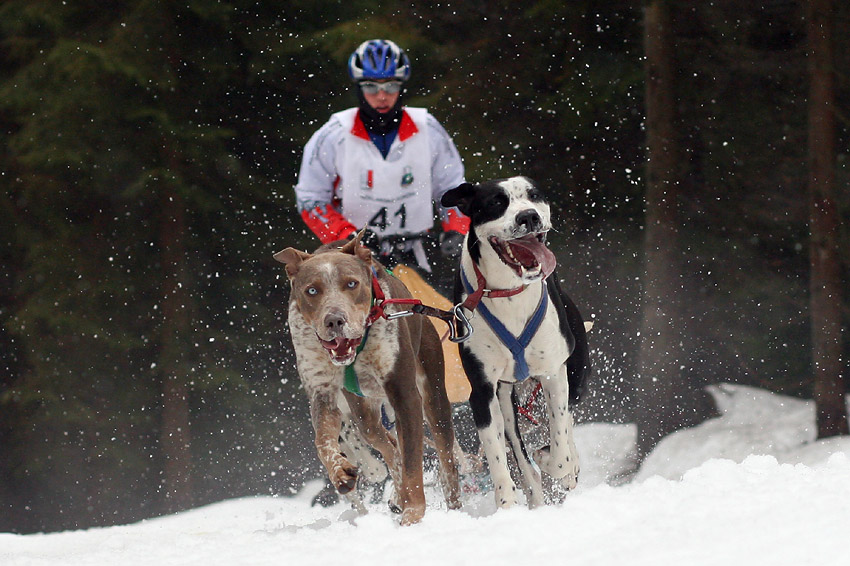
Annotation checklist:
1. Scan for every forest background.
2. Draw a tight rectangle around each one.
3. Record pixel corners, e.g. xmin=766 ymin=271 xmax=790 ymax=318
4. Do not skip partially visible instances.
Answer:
xmin=1 ymin=0 xmax=848 ymax=534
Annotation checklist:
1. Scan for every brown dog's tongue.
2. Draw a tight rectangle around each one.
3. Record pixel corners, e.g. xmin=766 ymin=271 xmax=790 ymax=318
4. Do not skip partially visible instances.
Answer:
xmin=509 ymin=235 xmax=557 ymax=277
xmin=320 ymin=336 xmax=362 ymax=353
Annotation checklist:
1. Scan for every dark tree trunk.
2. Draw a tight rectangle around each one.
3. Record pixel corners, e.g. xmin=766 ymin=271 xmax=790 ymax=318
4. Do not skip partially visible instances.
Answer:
xmin=159 ymin=185 xmax=194 ymax=512
xmin=807 ymin=0 xmax=849 ymax=438
xmin=636 ymin=0 xmax=696 ymax=458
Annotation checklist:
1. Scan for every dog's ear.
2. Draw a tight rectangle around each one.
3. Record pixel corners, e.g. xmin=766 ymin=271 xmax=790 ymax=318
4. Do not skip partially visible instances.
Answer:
xmin=441 ymin=182 xmax=477 ymax=216
xmin=340 ymin=229 xmax=372 ymax=263
xmin=273 ymin=247 xmax=312 ymax=279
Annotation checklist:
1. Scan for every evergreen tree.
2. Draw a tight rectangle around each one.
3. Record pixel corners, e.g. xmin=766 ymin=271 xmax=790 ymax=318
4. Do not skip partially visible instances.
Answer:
xmin=0 ymin=0 xmax=313 ymax=530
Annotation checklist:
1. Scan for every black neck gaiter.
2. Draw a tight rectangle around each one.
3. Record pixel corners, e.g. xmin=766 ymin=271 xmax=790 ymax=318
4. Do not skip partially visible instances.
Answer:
xmin=354 ymin=85 xmax=405 ymax=135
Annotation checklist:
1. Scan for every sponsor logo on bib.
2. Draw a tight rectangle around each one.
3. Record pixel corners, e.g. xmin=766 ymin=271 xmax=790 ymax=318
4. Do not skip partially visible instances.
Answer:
xmin=401 ymin=166 xmax=414 ymax=187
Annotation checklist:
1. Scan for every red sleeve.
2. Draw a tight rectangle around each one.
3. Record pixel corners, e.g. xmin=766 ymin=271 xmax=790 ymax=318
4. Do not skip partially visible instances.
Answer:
xmin=300 ymin=204 xmax=357 ymax=244
xmin=441 ymin=208 xmax=470 ymax=235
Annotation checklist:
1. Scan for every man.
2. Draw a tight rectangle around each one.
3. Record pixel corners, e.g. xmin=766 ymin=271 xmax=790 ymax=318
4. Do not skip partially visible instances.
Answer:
xmin=294 ymin=38 xmax=468 ymax=279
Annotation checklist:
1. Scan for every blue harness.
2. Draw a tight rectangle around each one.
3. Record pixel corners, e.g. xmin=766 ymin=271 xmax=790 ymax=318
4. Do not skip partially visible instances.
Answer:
xmin=461 ymin=269 xmax=548 ymax=382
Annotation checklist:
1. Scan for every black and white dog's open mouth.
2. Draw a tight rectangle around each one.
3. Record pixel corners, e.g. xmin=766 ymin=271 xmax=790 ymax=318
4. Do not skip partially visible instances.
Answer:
xmin=318 ymin=335 xmax=363 ymax=364
xmin=488 ymin=232 xmax=556 ymax=280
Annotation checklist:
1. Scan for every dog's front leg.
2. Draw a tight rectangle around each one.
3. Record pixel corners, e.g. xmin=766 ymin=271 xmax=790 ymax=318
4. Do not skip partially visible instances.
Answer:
xmin=535 ymin=366 xmax=580 ymax=489
xmin=308 ymin=389 xmax=359 ymax=494
xmin=498 ymin=384 xmax=544 ymax=508
xmin=470 ymin=381 xmax=519 ymax=508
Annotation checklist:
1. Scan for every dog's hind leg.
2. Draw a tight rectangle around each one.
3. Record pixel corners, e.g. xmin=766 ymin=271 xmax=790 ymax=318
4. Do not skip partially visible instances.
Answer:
xmin=500 ymin=384 xmax=544 ymax=508
xmin=534 ymin=366 xmax=580 ymax=489
xmin=340 ymin=402 xmax=393 ymax=484
xmin=420 ymin=370 xmax=462 ymax=510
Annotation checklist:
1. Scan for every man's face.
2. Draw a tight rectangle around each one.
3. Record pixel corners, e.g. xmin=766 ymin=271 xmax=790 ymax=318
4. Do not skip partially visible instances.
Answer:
xmin=359 ymin=80 xmax=402 ymax=113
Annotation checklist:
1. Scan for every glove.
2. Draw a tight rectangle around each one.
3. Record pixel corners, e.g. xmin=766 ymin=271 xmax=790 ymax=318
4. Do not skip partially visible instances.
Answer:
xmin=349 ymin=228 xmax=381 ymax=253
xmin=439 ymin=230 xmax=465 ymax=258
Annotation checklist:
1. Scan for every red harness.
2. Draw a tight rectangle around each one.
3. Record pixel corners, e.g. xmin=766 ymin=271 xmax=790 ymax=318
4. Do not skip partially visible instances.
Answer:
xmin=365 ymin=267 xmax=475 ymax=343
xmin=459 ymin=261 xmax=527 ymax=312
xmin=365 ymin=268 xmax=422 ymax=326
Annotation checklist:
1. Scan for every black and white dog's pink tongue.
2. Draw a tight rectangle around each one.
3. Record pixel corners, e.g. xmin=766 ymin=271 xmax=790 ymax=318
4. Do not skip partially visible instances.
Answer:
xmin=509 ymin=234 xmax=557 ymax=276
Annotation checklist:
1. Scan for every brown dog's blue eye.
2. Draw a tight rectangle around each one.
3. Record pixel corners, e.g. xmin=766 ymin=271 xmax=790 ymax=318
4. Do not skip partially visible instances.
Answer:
xmin=346 ymin=281 xmax=358 ymax=289
xmin=306 ymin=287 xmax=318 ymax=296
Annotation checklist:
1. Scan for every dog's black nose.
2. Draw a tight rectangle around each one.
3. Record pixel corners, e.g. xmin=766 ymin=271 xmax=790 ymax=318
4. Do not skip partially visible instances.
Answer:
xmin=515 ymin=209 xmax=542 ymax=232
xmin=324 ymin=311 xmax=347 ymax=332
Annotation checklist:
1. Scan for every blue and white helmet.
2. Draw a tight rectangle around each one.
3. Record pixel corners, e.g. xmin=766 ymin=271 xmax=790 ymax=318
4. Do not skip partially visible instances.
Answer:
xmin=348 ymin=39 xmax=411 ymax=82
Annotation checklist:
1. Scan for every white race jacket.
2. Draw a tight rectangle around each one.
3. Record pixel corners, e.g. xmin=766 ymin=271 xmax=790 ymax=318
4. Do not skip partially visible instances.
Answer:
xmin=294 ymin=107 xmax=465 ymax=237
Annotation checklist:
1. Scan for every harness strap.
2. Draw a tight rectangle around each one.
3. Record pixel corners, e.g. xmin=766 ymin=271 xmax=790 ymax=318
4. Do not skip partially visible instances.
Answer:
xmin=460 ymin=261 xmax=527 ymax=312
xmin=516 ymin=381 xmax=543 ymax=425
xmin=365 ymin=267 xmax=421 ymax=326
xmin=461 ymin=267 xmax=548 ymax=382
xmin=365 ymin=267 xmax=472 ymax=342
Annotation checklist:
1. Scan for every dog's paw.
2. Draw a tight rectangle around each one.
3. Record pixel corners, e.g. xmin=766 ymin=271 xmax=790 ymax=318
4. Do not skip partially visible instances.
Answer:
xmin=330 ymin=459 xmax=359 ymax=494
xmin=400 ymin=504 xmax=425 ymax=526
xmin=387 ymin=485 xmax=401 ymax=514
xmin=562 ymin=467 xmax=579 ymax=491
xmin=535 ymin=445 xmax=580 ymax=482
xmin=493 ymin=482 xmax=519 ymax=509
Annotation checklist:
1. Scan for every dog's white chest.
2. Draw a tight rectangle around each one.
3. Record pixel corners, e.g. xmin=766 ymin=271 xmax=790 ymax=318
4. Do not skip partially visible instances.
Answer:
xmin=468 ymin=291 xmax=569 ymax=381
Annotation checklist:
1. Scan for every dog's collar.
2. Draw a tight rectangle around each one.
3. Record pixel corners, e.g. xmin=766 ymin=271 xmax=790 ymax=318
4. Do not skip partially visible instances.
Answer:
xmin=460 ymin=261 xmax=528 ymax=312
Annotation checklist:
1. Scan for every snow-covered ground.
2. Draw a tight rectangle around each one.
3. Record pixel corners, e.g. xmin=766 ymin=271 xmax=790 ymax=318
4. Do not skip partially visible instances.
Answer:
xmin=3 ymin=383 xmax=849 ymax=566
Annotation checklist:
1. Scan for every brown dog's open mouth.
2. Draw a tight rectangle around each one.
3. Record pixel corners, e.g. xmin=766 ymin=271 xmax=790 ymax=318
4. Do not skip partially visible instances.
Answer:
xmin=318 ymin=335 xmax=363 ymax=364
xmin=489 ymin=233 xmax=556 ymax=280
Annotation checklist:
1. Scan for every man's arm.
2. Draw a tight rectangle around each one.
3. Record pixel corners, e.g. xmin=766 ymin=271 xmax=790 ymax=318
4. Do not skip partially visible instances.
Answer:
xmin=294 ymin=119 xmax=357 ymax=243
xmin=300 ymin=203 xmax=357 ymax=243
xmin=427 ymin=115 xmax=469 ymax=235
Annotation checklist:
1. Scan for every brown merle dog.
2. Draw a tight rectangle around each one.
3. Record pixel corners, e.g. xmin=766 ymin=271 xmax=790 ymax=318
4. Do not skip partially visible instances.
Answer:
xmin=274 ymin=233 xmax=460 ymax=524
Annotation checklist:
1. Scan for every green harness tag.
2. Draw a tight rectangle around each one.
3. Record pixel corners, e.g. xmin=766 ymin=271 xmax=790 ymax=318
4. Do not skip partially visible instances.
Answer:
xmin=343 ymin=332 xmax=368 ymax=397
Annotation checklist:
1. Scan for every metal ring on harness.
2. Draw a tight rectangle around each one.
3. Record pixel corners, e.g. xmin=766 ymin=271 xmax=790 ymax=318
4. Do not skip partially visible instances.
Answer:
xmin=449 ymin=304 xmax=473 ymax=343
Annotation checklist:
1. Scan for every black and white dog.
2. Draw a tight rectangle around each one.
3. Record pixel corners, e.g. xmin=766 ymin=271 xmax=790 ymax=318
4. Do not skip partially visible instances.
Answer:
xmin=441 ymin=176 xmax=591 ymax=509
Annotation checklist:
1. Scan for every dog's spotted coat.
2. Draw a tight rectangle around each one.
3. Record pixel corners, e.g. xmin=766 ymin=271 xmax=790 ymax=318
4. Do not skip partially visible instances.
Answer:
xmin=275 ymin=236 xmax=460 ymax=525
